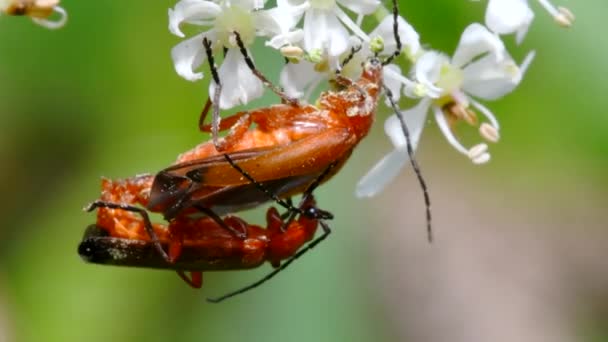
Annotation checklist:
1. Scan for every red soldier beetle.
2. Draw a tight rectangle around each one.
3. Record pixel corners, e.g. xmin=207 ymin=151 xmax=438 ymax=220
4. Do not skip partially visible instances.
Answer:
xmin=147 ymin=3 xmax=433 ymax=244
xmin=82 ymin=0 xmax=432 ymax=296
xmin=80 ymin=174 xmax=332 ymax=302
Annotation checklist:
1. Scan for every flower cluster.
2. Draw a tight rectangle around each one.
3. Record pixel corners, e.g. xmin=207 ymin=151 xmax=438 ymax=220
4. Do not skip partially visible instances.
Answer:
xmin=167 ymin=0 xmax=574 ymax=197
xmin=0 ymin=0 xmax=67 ymax=29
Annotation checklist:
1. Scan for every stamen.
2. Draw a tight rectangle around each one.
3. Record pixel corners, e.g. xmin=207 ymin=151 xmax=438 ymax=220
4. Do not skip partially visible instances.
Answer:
xmin=467 ymin=143 xmax=488 ymax=160
xmin=444 ymin=101 xmax=477 ymax=126
xmin=472 ymin=152 xmax=491 ymax=164
xmin=555 ymin=6 xmax=575 ymax=27
xmin=433 ymin=105 xmax=469 ymax=155
xmin=536 ymin=0 xmax=574 ymax=27
xmin=370 ymin=36 xmax=384 ymax=54
xmin=306 ymin=49 xmax=323 ymax=63
xmin=469 ymin=99 xmax=500 ymax=130
xmin=280 ymin=46 xmax=304 ymax=59
xmin=479 ymin=122 xmax=500 ymax=143
xmin=31 ymin=5 xmax=67 ymax=29
xmin=408 ymin=83 xmax=429 ymax=98
xmin=228 ymin=33 xmax=238 ymax=48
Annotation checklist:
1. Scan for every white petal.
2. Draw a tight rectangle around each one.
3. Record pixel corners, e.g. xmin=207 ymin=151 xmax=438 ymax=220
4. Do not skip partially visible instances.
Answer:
xmin=279 ymin=0 xmax=309 ymax=18
xmin=462 ymin=50 xmax=535 ymax=100
xmin=433 ymin=104 xmax=469 ymax=155
xmin=469 ymin=99 xmax=500 ymax=130
xmin=370 ymin=15 xmax=420 ymax=56
xmin=265 ymin=29 xmax=304 ymax=49
xmin=210 ymin=49 xmax=264 ymax=109
xmin=303 ymin=9 xmax=326 ymax=52
xmin=171 ymin=32 xmax=213 ymax=81
xmin=485 ymin=0 xmax=534 ymax=44
xmin=414 ymin=51 xmax=446 ymax=94
xmin=451 ymin=23 xmax=506 ymax=68
xmin=382 ymin=64 xmax=404 ymax=104
xmin=255 ymin=6 xmax=299 ymax=36
xmin=231 ymin=0 xmax=263 ymax=11
xmin=337 ymin=0 xmax=380 ymax=15
xmin=279 ymin=60 xmax=321 ymax=98
xmin=384 ymin=98 xmax=430 ymax=148
xmin=355 ymin=147 xmax=409 ymax=198
xmin=333 ymin=6 xmax=370 ymax=41
xmin=356 ymin=99 xmax=430 ymax=198
xmin=168 ymin=0 xmax=222 ymax=37
xmin=303 ymin=9 xmax=348 ymax=56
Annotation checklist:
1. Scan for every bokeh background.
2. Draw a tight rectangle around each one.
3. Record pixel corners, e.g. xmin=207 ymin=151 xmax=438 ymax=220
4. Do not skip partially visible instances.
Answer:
xmin=0 ymin=0 xmax=606 ymax=341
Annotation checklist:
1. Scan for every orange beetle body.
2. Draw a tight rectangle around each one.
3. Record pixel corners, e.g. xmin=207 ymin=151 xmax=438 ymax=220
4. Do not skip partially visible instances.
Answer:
xmin=80 ymin=175 xmax=321 ymax=289
xmin=147 ymin=60 xmax=383 ymax=220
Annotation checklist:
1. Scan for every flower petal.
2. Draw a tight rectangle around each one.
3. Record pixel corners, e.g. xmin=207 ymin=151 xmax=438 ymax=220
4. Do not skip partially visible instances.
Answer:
xmin=279 ymin=60 xmax=321 ymax=99
xmin=337 ymin=0 xmax=380 ymax=15
xmin=355 ymin=99 xmax=430 ymax=198
xmin=303 ymin=9 xmax=348 ymax=57
xmin=485 ymin=0 xmax=534 ymax=44
xmin=210 ymin=48 xmax=264 ymax=109
xmin=451 ymin=23 xmax=506 ymax=68
xmin=414 ymin=51 xmax=446 ymax=94
xmin=168 ymin=0 xmax=222 ymax=37
xmin=370 ymin=15 xmax=420 ymax=57
xmin=355 ymin=147 xmax=409 ymax=198
xmin=171 ymin=32 xmax=214 ymax=81
xmin=462 ymin=50 xmax=535 ymax=100
xmin=382 ymin=64 xmax=404 ymax=104
xmin=384 ymin=98 xmax=430 ymax=149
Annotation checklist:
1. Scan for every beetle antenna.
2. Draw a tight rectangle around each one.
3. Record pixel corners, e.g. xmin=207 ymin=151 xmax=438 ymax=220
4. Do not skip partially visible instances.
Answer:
xmin=207 ymin=160 xmax=336 ymax=303
xmin=382 ymin=0 xmax=402 ymax=66
xmin=339 ymin=44 xmax=363 ymax=71
xmin=207 ymin=165 xmax=337 ymax=303
xmin=207 ymin=220 xmax=331 ymax=303
xmin=202 ymin=37 xmax=222 ymax=148
xmin=383 ymin=86 xmax=433 ymax=242
xmin=233 ymin=31 xmax=300 ymax=106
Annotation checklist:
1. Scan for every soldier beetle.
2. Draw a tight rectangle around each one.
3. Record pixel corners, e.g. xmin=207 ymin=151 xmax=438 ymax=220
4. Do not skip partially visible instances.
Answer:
xmin=81 ymin=0 xmax=432 ymax=301
xmin=146 ymin=9 xmax=432 ymax=244
xmin=81 ymin=174 xmax=332 ymax=302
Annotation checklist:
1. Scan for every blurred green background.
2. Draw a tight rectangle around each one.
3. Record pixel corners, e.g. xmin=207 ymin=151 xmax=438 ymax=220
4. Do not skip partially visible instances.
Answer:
xmin=0 ymin=0 xmax=606 ymax=341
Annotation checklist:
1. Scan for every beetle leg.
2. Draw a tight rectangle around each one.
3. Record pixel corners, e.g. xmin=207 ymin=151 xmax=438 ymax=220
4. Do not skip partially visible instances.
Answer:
xmin=202 ymin=37 xmax=223 ymax=147
xmin=193 ymin=205 xmax=247 ymax=239
xmin=207 ymin=112 xmax=252 ymax=152
xmin=198 ymin=97 xmax=212 ymax=131
xmin=176 ymin=271 xmax=203 ymax=289
xmin=280 ymin=161 xmax=337 ymax=231
xmin=206 ymin=219 xmax=332 ymax=303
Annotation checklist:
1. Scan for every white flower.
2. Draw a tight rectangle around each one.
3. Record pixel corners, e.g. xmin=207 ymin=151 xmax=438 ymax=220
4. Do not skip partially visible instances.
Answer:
xmin=209 ymin=48 xmax=265 ymax=108
xmin=485 ymin=0 xmax=574 ymax=44
xmin=356 ymin=23 xmax=535 ymax=197
xmin=0 ymin=0 xmax=67 ymax=29
xmin=280 ymin=59 xmax=323 ymax=99
xmin=366 ymin=14 xmax=432 ymax=103
xmin=258 ymin=0 xmax=304 ymax=49
xmin=279 ymin=13 xmax=423 ymax=102
xmin=169 ymin=0 xmax=288 ymax=109
xmin=356 ymin=99 xmax=429 ymax=198
xmin=281 ymin=0 xmax=381 ymax=59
